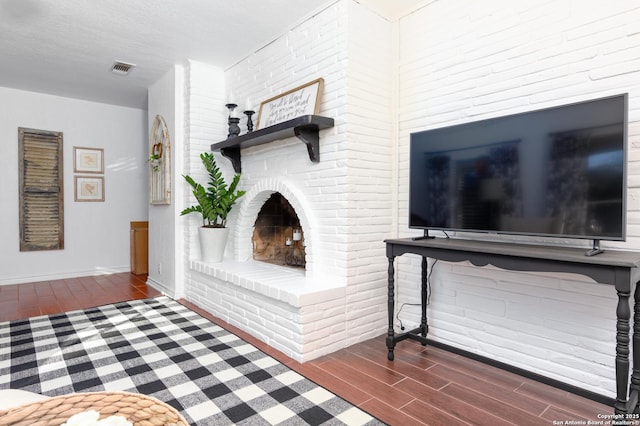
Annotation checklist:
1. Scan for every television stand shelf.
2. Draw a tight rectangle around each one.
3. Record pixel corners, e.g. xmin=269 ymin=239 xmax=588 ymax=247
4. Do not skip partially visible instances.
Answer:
xmin=210 ymin=115 xmax=334 ymax=173
xmin=384 ymin=237 xmax=640 ymax=414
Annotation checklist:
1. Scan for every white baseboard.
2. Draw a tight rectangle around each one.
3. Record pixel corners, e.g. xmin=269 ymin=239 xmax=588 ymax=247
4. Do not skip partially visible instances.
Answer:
xmin=146 ymin=277 xmax=177 ymax=299
xmin=0 ymin=266 xmax=130 ymax=286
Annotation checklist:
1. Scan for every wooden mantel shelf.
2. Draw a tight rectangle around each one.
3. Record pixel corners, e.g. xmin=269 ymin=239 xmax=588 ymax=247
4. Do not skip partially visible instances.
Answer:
xmin=210 ymin=115 xmax=334 ymax=173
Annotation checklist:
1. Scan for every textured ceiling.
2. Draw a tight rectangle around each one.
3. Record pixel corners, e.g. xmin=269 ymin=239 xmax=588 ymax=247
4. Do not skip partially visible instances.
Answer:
xmin=0 ymin=0 xmax=425 ymax=109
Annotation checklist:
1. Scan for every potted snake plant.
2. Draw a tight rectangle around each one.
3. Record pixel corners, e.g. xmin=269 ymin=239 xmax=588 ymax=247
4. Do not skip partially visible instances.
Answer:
xmin=181 ymin=152 xmax=246 ymax=262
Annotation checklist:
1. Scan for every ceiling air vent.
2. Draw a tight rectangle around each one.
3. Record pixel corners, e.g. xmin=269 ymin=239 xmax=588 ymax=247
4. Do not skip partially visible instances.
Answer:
xmin=110 ymin=61 xmax=136 ymax=75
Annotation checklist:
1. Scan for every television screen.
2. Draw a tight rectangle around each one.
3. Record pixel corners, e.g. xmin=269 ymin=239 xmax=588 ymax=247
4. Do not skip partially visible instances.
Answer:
xmin=409 ymin=94 xmax=627 ymax=241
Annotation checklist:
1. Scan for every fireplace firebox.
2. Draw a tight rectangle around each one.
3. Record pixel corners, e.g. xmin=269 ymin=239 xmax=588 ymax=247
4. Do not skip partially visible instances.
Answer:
xmin=252 ymin=192 xmax=305 ymax=269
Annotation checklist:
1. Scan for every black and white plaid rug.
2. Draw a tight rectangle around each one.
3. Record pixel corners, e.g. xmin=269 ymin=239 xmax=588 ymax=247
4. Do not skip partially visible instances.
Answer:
xmin=0 ymin=297 xmax=383 ymax=425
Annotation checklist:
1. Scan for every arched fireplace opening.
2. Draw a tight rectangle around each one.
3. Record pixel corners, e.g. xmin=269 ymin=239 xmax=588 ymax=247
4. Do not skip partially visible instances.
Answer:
xmin=252 ymin=192 xmax=306 ymax=269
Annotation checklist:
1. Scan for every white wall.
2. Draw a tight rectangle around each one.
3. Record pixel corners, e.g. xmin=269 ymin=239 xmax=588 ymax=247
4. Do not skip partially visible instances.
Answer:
xmin=147 ymin=65 xmax=186 ymax=298
xmin=0 ymin=86 xmax=148 ymax=284
xmin=397 ymin=0 xmax=640 ymax=398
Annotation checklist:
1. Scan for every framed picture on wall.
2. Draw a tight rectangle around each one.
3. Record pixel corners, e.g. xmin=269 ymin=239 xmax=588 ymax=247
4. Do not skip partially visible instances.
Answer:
xmin=74 ymin=176 xmax=104 ymax=202
xmin=74 ymin=147 xmax=104 ymax=173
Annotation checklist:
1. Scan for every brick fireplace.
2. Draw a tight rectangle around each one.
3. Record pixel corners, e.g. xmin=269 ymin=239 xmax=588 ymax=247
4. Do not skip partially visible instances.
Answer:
xmin=188 ymin=176 xmax=352 ymax=362
xmin=183 ymin=1 xmax=392 ymax=363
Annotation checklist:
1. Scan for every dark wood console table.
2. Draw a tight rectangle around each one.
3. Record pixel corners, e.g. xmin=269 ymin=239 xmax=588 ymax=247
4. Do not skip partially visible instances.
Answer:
xmin=385 ymin=237 xmax=640 ymax=414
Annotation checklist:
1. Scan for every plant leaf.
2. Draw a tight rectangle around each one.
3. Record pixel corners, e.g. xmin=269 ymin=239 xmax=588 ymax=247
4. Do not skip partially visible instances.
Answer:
xmin=181 ymin=152 xmax=246 ymax=228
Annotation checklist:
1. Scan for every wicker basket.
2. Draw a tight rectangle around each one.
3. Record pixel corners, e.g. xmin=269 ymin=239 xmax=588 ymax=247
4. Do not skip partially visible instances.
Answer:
xmin=0 ymin=391 xmax=189 ymax=426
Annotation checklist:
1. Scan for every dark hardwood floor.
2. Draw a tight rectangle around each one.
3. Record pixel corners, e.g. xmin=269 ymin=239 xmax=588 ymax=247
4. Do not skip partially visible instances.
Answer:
xmin=0 ymin=273 xmax=612 ymax=425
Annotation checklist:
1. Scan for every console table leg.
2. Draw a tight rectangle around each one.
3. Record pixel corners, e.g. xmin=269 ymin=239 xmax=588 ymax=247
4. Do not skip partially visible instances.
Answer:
xmin=386 ymin=256 xmax=396 ymax=361
xmin=630 ymin=282 xmax=640 ymax=413
xmin=615 ymin=287 xmax=632 ymax=414
xmin=420 ymin=257 xmax=429 ymax=344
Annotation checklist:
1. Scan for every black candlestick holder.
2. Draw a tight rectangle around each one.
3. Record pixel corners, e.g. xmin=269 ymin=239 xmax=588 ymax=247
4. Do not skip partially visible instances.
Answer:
xmin=226 ymin=103 xmax=240 ymax=137
xmin=228 ymin=117 xmax=240 ymax=137
xmin=244 ymin=110 xmax=255 ymax=132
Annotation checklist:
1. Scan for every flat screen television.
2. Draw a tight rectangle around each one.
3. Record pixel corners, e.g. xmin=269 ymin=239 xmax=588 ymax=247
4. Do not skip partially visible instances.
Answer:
xmin=409 ymin=94 xmax=628 ymax=251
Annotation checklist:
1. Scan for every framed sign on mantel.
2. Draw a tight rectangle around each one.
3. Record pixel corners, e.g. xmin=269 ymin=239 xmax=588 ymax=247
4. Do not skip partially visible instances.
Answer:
xmin=256 ymin=78 xmax=324 ymax=129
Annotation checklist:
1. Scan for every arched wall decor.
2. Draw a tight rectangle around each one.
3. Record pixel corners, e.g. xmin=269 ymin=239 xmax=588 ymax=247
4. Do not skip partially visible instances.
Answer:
xmin=149 ymin=115 xmax=171 ymax=205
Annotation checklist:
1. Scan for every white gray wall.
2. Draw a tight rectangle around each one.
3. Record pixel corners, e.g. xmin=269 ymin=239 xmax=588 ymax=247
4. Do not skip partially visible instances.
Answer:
xmin=0 ymin=87 xmax=148 ymax=284
xmin=147 ymin=65 xmax=186 ymax=298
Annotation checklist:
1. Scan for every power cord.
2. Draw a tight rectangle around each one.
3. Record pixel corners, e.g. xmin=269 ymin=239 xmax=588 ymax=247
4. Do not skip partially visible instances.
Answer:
xmin=396 ymin=259 xmax=438 ymax=330
xmin=396 ymin=302 xmax=419 ymax=331
xmin=427 ymin=258 xmax=437 ymax=304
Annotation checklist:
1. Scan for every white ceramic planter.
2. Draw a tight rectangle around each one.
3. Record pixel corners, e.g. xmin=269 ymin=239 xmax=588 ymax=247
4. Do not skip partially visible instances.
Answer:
xmin=198 ymin=227 xmax=229 ymax=263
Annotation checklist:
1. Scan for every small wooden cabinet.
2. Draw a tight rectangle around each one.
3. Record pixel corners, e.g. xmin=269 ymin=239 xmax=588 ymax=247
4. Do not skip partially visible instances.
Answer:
xmin=130 ymin=221 xmax=148 ymax=275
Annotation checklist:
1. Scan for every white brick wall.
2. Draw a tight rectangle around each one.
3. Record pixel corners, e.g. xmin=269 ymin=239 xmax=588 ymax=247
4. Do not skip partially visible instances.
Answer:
xmin=397 ymin=0 xmax=640 ymax=398
xmin=181 ymin=1 xmax=393 ymax=361
xmin=182 ymin=61 xmax=227 ymax=261
xmin=186 ymin=259 xmax=349 ymax=361
xmin=227 ymin=0 xmax=349 ymax=281
xmin=343 ymin=0 xmax=394 ymax=344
